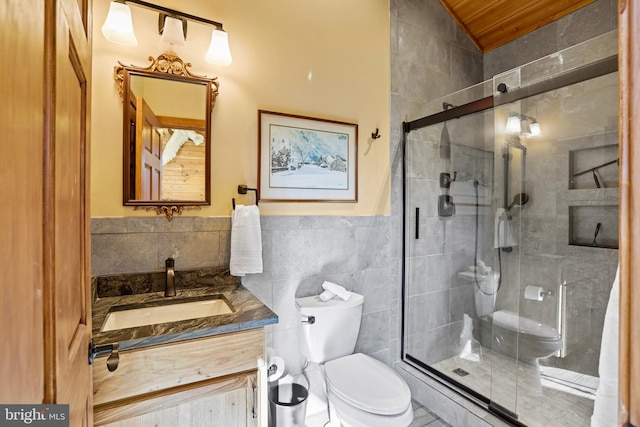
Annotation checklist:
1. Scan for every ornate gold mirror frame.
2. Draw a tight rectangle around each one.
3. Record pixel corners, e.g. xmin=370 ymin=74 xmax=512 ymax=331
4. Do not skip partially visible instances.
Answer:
xmin=114 ymin=53 xmax=219 ymax=220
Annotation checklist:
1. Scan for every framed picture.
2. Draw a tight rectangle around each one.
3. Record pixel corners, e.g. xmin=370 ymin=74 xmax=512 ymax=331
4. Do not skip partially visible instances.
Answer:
xmin=258 ymin=110 xmax=358 ymax=202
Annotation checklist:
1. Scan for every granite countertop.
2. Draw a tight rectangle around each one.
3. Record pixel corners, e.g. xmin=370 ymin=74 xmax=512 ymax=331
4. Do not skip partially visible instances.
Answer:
xmin=91 ymin=267 xmax=278 ymax=351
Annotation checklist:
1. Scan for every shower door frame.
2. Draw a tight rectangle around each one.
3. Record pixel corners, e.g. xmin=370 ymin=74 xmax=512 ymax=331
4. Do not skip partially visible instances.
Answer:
xmin=402 ymin=56 xmax=617 ymax=134
xmin=401 ymin=54 xmax=619 ymax=425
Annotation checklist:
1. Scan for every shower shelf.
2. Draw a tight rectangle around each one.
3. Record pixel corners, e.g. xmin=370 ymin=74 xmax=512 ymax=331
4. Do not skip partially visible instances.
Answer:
xmin=566 ymin=188 xmax=618 ymax=205
xmin=568 ymin=204 xmax=618 ymax=250
xmin=564 ymin=135 xmax=619 ymax=251
xmin=568 ymin=144 xmax=618 ymax=190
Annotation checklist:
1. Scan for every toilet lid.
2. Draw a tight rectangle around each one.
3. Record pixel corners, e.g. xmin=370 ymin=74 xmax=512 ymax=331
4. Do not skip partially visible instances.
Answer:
xmin=324 ymin=353 xmax=411 ymax=415
xmin=492 ymin=310 xmax=560 ymax=340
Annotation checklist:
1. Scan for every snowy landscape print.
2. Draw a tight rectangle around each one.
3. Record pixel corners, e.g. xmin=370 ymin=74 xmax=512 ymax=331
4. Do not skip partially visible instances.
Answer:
xmin=269 ymin=124 xmax=349 ymax=190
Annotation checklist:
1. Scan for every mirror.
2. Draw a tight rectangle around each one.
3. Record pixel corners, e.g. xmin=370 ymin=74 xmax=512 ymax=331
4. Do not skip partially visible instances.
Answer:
xmin=115 ymin=54 xmax=219 ymax=219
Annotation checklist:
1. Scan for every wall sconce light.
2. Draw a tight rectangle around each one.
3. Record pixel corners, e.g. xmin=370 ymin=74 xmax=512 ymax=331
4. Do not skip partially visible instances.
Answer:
xmin=529 ymin=120 xmax=542 ymax=137
xmin=159 ymin=16 xmax=186 ymax=47
xmin=205 ymin=29 xmax=232 ymax=67
xmin=102 ymin=0 xmax=232 ymax=66
xmin=102 ymin=1 xmax=138 ymax=46
xmin=505 ymin=113 xmax=541 ymax=138
xmin=505 ymin=114 xmax=522 ymax=135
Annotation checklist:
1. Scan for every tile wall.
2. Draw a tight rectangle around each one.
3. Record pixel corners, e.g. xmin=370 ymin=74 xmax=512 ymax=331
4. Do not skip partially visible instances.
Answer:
xmin=91 ymin=214 xmax=399 ymax=397
xmin=391 ymin=0 xmax=486 ymax=367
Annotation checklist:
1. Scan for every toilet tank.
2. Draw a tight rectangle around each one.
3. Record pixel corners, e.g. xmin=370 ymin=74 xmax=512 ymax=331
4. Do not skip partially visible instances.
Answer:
xmin=295 ymin=293 xmax=364 ymax=363
xmin=472 ymin=272 xmax=499 ymax=317
xmin=458 ymin=271 xmax=499 ymax=318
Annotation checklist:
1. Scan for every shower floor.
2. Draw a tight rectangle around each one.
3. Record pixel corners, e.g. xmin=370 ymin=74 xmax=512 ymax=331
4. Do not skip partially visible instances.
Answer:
xmin=432 ymin=347 xmax=595 ymax=426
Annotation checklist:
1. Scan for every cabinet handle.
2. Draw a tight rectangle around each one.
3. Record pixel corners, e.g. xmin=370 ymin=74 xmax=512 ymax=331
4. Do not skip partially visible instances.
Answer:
xmin=251 ymin=384 xmax=257 ymax=419
xmin=88 ymin=340 xmax=120 ymax=372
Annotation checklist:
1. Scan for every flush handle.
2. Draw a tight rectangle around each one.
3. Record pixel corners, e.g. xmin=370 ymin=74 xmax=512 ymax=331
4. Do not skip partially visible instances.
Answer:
xmin=301 ymin=315 xmax=315 ymax=325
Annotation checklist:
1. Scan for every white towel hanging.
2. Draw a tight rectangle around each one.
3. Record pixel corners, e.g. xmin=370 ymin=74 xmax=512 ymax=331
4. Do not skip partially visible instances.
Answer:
xmin=494 ymin=208 xmax=517 ymax=249
xmin=230 ymin=205 xmax=263 ymax=276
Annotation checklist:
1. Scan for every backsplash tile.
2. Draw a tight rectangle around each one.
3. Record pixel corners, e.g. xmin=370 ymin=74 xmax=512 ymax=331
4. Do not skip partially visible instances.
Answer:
xmin=91 ymin=214 xmax=397 ymax=376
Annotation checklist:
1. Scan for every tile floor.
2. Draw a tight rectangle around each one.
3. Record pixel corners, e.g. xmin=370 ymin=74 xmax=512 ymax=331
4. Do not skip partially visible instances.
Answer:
xmin=295 ymin=346 xmax=593 ymax=427
xmin=409 ymin=400 xmax=452 ymax=427
xmin=432 ymin=347 xmax=595 ymax=426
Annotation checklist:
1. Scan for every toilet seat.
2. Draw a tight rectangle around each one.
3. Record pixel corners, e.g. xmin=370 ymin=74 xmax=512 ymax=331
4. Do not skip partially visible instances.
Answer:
xmin=491 ymin=310 xmax=560 ymax=341
xmin=324 ymin=353 xmax=411 ymax=415
xmin=328 ymin=388 xmax=414 ymax=427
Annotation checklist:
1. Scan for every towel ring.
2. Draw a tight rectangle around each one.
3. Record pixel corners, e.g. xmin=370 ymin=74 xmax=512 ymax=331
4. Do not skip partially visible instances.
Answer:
xmin=232 ymin=185 xmax=259 ymax=210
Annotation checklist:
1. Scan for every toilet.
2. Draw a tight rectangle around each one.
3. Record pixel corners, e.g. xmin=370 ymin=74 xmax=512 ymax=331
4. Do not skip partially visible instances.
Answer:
xmin=295 ymin=293 xmax=413 ymax=427
xmin=471 ymin=273 xmax=562 ymax=365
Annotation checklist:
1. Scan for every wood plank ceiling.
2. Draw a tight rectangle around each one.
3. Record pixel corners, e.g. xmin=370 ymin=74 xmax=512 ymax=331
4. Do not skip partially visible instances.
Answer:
xmin=439 ymin=0 xmax=598 ymax=53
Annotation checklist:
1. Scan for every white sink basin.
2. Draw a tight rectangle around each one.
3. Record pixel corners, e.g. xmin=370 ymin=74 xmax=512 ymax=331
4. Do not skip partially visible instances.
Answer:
xmin=101 ymin=297 xmax=234 ymax=331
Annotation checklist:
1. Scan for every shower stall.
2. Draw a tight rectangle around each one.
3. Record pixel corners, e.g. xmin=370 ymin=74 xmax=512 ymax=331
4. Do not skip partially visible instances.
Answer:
xmin=401 ymin=32 xmax=619 ymax=427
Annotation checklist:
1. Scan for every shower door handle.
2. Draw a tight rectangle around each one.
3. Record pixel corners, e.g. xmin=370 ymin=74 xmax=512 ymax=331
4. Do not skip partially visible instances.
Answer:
xmin=415 ymin=207 xmax=419 ymax=239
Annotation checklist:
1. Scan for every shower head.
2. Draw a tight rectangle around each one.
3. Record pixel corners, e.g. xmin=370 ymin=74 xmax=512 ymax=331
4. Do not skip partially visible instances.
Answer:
xmin=439 ymin=122 xmax=450 ymax=159
xmin=506 ymin=193 xmax=530 ymax=212
xmin=439 ymin=102 xmax=453 ymax=159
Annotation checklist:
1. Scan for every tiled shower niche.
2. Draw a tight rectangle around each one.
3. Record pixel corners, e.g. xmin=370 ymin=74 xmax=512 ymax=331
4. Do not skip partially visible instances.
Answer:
xmin=569 ymin=143 xmax=618 ymax=190
xmin=566 ymin=136 xmax=619 ymax=249
xmin=569 ymin=205 xmax=618 ymax=249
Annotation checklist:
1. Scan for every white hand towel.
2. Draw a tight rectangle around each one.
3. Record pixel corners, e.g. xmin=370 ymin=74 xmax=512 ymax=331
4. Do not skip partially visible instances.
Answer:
xmin=494 ymin=208 xmax=517 ymax=249
xmin=319 ymin=290 xmax=336 ymax=301
xmin=322 ymin=281 xmax=351 ymax=301
xmin=230 ymin=205 xmax=263 ymax=277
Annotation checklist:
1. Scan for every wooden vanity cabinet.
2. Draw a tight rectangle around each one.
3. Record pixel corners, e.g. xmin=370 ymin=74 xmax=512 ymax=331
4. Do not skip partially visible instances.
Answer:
xmin=92 ymin=328 xmax=265 ymax=427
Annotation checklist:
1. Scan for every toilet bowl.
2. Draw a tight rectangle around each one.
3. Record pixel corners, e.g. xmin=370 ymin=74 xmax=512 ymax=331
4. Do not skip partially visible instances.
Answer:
xmin=323 ymin=353 xmax=413 ymax=427
xmin=468 ymin=272 xmax=562 ymax=365
xmin=481 ymin=310 xmax=562 ymax=364
xmin=296 ymin=293 xmax=413 ymax=427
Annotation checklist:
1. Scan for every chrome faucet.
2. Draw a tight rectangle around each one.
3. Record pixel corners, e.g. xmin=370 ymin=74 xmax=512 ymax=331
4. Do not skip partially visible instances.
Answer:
xmin=165 ymin=257 xmax=176 ymax=297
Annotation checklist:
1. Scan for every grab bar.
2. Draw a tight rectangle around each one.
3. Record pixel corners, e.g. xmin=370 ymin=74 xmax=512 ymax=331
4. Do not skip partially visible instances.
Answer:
xmin=557 ymin=281 xmax=568 ymax=358
xmin=556 ymin=278 xmax=587 ymax=358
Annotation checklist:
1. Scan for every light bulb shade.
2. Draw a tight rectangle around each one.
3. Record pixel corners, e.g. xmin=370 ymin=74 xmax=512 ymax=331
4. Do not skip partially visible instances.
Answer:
xmin=505 ymin=115 xmax=522 ymax=135
xmin=102 ymin=1 xmax=137 ymax=46
xmin=529 ymin=121 xmax=542 ymax=137
xmin=205 ymin=29 xmax=232 ymax=66
xmin=160 ymin=16 xmax=186 ymax=46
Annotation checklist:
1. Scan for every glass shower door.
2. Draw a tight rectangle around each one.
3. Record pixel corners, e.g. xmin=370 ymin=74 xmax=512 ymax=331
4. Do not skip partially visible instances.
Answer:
xmin=403 ymin=103 xmax=515 ymax=409
xmin=402 ymin=32 xmax=619 ymax=427
xmin=491 ymin=65 xmax=619 ymax=427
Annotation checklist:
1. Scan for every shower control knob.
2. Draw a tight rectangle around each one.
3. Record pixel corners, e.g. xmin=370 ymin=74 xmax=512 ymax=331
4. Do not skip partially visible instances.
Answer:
xmin=497 ymin=83 xmax=508 ymax=93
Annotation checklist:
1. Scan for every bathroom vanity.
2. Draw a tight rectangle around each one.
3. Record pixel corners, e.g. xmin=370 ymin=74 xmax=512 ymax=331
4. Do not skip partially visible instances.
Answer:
xmin=90 ymin=267 xmax=277 ymax=426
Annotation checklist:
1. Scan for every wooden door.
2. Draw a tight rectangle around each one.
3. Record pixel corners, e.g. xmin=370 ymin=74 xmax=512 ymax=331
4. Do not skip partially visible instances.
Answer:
xmin=47 ymin=0 xmax=93 ymax=425
xmin=0 ymin=0 xmax=46 ymax=404
xmin=619 ymin=0 xmax=640 ymax=424
xmin=135 ymin=96 xmax=162 ymax=200
xmin=2 ymin=0 xmax=92 ymax=424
